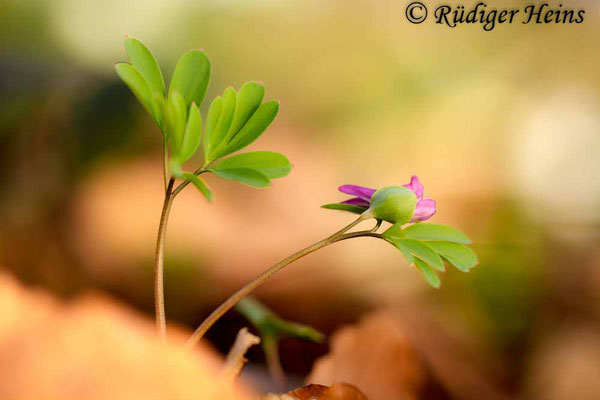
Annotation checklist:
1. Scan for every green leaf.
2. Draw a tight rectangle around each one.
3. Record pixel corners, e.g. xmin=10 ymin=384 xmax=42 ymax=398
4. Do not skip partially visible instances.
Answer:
xmin=414 ymin=258 xmax=441 ymax=289
xmin=225 ymin=81 xmax=265 ymax=143
xmin=235 ymin=297 xmax=324 ymax=384
xmin=402 ymin=223 xmax=471 ymax=244
xmin=215 ymin=100 xmax=279 ymax=160
xmin=115 ymin=63 xmax=161 ymax=125
xmin=152 ymin=92 xmax=166 ymax=131
xmin=397 ymin=239 xmax=444 ymax=271
xmin=169 ymin=160 xmax=184 ymax=179
xmin=236 ymin=297 xmax=324 ymax=343
xmin=206 ymin=87 xmax=237 ymax=162
xmin=210 ymin=167 xmax=270 ymax=188
xmin=426 ymin=242 xmax=478 ymax=272
xmin=387 ymin=238 xmax=414 ymax=264
xmin=203 ymin=96 xmax=223 ymax=163
xmin=183 ymin=173 xmax=213 ymax=201
xmin=124 ymin=37 xmax=165 ymax=98
xmin=164 ymin=91 xmax=187 ymax=154
xmin=382 ymin=223 xmax=405 ymax=239
xmin=176 ymin=102 xmax=202 ymax=163
xmin=321 ymin=203 xmax=367 ymax=215
xmin=212 ymin=151 xmax=291 ymax=179
xmin=169 ymin=49 xmax=211 ymax=107
xmin=266 ymin=318 xmax=325 ymax=342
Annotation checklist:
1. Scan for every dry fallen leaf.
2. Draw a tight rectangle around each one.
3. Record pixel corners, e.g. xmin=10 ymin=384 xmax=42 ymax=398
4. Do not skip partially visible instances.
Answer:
xmin=307 ymin=311 xmax=424 ymax=400
xmin=287 ymin=383 xmax=369 ymax=400
xmin=0 ymin=271 xmax=251 ymax=400
xmin=264 ymin=383 xmax=369 ymax=400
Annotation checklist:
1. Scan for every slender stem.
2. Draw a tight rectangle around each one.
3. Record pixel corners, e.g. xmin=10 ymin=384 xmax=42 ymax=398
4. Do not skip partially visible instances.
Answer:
xmin=155 ymin=178 xmax=175 ymax=339
xmin=185 ymin=214 xmax=370 ymax=348
xmin=162 ymin=135 xmax=169 ymax=191
xmin=337 ymin=231 xmax=382 ymax=241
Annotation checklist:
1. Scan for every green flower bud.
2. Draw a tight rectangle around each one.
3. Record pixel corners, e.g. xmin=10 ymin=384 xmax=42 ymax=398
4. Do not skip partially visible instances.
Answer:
xmin=366 ymin=186 xmax=417 ymax=224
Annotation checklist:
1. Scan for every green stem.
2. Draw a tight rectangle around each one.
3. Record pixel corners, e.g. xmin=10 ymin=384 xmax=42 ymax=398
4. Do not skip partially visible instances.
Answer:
xmin=153 ymin=167 xmax=211 ymax=338
xmin=185 ymin=214 xmax=371 ymax=348
xmin=155 ymin=178 xmax=175 ymax=339
xmin=172 ymin=168 xmax=208 ymax=198
xmin=162 ymin=135 xmax=169 ymax=191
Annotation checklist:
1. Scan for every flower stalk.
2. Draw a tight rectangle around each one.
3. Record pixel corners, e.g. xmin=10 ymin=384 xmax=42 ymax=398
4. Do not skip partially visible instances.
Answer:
xmin=154 ymin=168 xmax=209 ymax=339
xmin=185 ymin=213 xmax=374 ymax=348
xmin=154 ymin=177 xmax=175 ymax=339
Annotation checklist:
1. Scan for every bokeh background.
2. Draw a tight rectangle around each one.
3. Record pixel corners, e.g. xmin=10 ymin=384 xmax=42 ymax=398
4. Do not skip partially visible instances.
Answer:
xmin=1 ymin=0 xmax=599 ymax=399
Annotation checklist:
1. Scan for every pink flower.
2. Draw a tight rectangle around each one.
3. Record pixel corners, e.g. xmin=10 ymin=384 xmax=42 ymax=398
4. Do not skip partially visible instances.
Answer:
xmin=337 ymin=175 xmax=436 ymax=222
xmin=402 ymin=175 xmax=436 ymax=222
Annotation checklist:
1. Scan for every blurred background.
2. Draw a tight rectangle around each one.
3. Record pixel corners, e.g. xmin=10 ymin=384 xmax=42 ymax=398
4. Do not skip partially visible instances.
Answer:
xmin=1 ymin=0 xmax=599 ymax=399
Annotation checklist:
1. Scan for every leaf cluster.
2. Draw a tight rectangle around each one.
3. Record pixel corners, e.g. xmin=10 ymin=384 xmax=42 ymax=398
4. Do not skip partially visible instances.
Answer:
xmin=382 ymin=223 xmax=478 ymax=288
xmin=116 ymin=37 xmax=291 ymax=199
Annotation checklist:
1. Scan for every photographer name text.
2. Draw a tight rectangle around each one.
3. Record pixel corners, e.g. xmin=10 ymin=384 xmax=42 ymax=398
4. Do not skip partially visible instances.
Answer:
xmin=405 ymin=2 xmax=585 ymax=30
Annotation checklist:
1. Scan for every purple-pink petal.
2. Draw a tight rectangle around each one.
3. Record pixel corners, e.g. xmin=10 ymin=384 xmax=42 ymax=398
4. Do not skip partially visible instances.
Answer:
xmin=341 ymin=197 xmax=370 ymax=208
xmin=411 ymin=198 xmax=436 ymax=222
xmin=338 ymin=185 xmax=376 ymax=201
xmin=403 ymin=175 xmax=424 ymax=200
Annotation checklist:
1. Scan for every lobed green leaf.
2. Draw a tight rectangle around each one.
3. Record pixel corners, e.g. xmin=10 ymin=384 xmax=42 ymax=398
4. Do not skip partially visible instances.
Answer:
xmin=426 ymin=241 xmax=478 ymax=272
xmin=115 ymin=63 xmax=161 ymax=126
xmin=213 ymin=100 xmax=279 ymax=161
xmin=224 ymin=82 xmax=265 ymax=144
xmin=394 ymin=238 xmax=444 ymax=271
xmin=177 ymin=102 xmax=202 ymax=163
xmin=414 ymin=258 xmax=441 ymax=288
xmin=169 ymin=160 xmax=184 ymax=179
xmin=203 ymin=96 xmax=223 ymax=163
xmin=226 ymin=100 xmax=279 ymax=153
xmin=183 ymin=173 xmax=213 ymax=201
xmin=206 ymin=87 xmax=237 ymax=162
xmin=124 ymin=37 xmax=165 ymax=98
xmin=152 ymin=92 xmax=166 ymax=131
xmin=210 ymin=167 xmax=270 ymax=188
xmin=321 ymin=203 xmax=367 ymax=215
xmin=164 ymin=91 xmax=187 ymax=154
xmin=236 ymin=297 xmax=324 ymax=343
xmin=212 ymin=151 xmax=291 ymax=179
xmin=402 ymin=223 xmax=471 ymax=244
xmin=169 ymin=49 xmax=211 ymax=108
xmin=382 ymin=223 xmax=404 ymax=240
xmin=387 ymin=238 xmax=415 ymax=264
xmin=266 ymin=318 xmax=325 ymax=343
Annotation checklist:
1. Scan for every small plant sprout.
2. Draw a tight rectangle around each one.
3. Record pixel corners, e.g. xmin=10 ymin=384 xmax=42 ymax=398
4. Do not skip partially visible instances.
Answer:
xmin=116 ymin=37 xmax=291 ymax=339
xmin=236 ymin=297 xmax=324 ymax=386
xmin=116 ymin=38 xmax=478 ymax=351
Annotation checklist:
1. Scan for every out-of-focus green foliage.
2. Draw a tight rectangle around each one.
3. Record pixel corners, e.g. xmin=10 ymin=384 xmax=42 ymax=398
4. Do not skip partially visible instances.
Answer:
xmin=236 ymin=297 xmax=324 ymax=384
